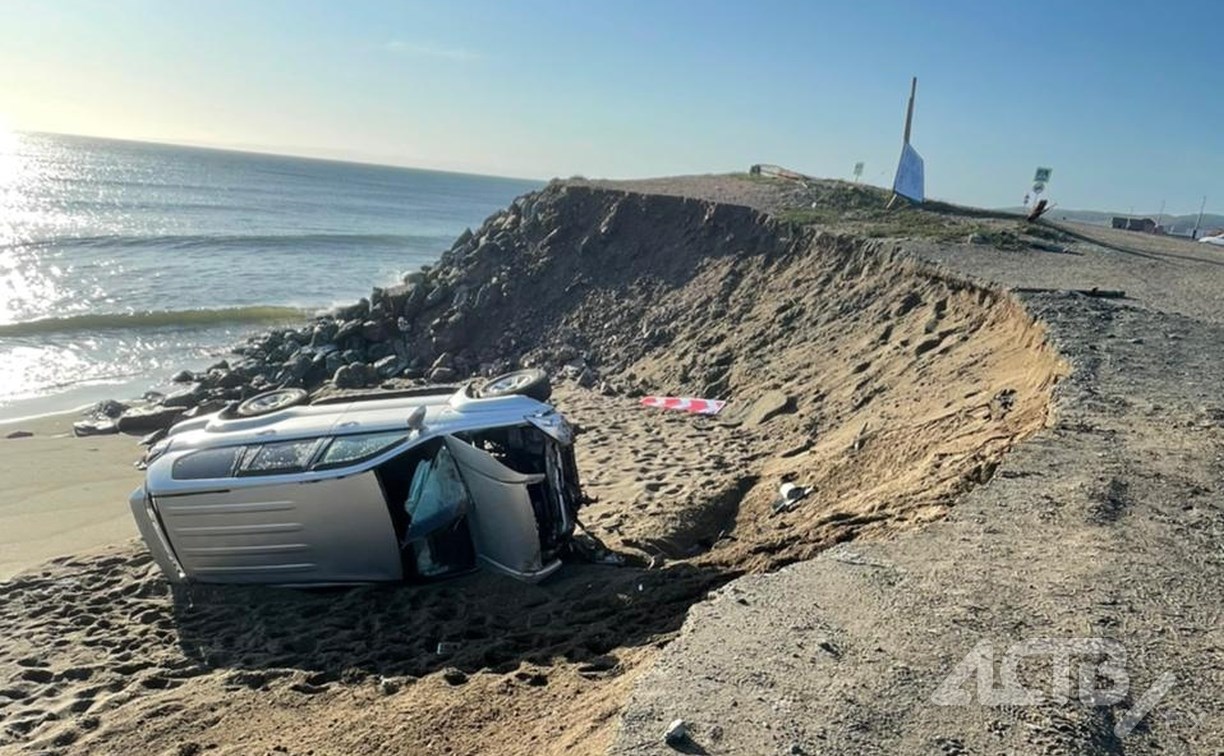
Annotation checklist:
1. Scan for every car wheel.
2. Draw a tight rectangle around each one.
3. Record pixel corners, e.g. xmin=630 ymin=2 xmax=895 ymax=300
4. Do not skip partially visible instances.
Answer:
xmin=478 ymin=369 xmax=552 ymax=402
xmin=235 ymin=388 xmax=308 ymax=417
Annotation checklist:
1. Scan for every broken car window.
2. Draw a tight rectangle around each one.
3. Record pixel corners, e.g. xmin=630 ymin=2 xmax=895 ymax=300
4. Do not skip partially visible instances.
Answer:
xmin=315 ymin=431 xmax=407 ymax=470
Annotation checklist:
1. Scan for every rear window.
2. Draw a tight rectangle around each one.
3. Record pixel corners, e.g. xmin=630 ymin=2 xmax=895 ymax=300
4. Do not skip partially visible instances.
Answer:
xmin=172 ymin=447 xmax=243 ymax=480
xmin=314 ymin=431 xmax=407 ymax=470
xmin=239 ymin=439 xmax=319 ymax=475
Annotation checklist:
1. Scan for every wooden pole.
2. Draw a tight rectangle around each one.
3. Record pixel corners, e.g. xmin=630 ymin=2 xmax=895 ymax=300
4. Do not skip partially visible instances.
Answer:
xmin=903 ymin=77 xmax=917 ymax=145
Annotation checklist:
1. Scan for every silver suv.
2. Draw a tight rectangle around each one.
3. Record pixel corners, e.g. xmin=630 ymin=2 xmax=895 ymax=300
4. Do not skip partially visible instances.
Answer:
xmin=129 ymin=370 xmax=586 ymax=586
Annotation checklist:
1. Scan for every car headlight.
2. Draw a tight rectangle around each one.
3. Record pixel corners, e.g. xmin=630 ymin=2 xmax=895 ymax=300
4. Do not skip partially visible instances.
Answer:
xmin=527 ymin=411 xmax=574 ymax=444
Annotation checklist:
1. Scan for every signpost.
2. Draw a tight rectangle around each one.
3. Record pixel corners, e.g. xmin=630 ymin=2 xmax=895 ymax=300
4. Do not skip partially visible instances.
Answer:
xmin=853 ymin=161 xmax=864 ymax=182
xmin=890 ymin=77 xmax=925 ymax=205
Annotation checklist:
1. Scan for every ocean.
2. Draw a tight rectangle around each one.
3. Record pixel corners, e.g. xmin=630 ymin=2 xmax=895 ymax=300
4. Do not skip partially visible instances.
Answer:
xmin=0 ymin=132 xmax=540 ymax=421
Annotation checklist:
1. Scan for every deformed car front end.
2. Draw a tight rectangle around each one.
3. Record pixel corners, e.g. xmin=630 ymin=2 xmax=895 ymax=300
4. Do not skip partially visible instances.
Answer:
xmin=129 ymin=371 xmax=587 ymax=586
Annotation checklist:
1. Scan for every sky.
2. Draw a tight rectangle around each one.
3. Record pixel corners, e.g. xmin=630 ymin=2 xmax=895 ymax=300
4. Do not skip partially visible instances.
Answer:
xmin=1 ymin=0 xmax=1221 ymax=213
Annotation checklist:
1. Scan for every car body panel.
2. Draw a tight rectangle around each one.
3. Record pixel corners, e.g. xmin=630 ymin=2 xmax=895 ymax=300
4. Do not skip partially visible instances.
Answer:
xmin=149 ymin=472 xmax=402 ymax=584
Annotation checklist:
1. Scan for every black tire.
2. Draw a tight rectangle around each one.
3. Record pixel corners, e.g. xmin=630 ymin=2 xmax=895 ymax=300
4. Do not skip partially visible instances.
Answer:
xmin=478 ymin=369 xmax=552 ymax=402
xmin=235 ymin=388 xmax=308 ymax=417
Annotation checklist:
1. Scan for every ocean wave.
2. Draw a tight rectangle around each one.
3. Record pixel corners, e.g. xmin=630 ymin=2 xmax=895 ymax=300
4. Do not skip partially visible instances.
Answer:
xmin=3 ymin=232 xmax=453 ymax=253
xmin=0 ymin=306 xmax=310 ymax=336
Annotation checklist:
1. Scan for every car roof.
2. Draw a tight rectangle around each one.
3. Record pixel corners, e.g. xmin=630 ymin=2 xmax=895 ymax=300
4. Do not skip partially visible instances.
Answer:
xmin=164 ymin=387 xmax=553 ymax=451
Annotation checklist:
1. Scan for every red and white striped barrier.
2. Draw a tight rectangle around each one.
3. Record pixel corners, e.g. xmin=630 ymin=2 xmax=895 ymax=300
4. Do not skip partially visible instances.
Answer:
xmin=639 ymin=396 xmax=727 ymax=415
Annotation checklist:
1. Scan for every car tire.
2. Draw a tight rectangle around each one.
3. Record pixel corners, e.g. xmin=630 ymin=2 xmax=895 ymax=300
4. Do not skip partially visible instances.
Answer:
xmin=478 ymin=369 xmax=552 ymax=402
xmin=235 ymin=388 xmax=308 ymax=417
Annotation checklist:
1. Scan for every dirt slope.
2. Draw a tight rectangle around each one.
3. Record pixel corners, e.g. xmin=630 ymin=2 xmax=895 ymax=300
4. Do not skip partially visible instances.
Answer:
xmin=0 ymin=181 xmax=1066 ymax=755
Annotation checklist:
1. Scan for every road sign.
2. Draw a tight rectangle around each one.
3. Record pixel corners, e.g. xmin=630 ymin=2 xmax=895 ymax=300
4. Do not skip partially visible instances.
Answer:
xmin=1032 ymin=181 xmax=1046 ymax=194
xmin=893 ymin=144 xmax=925 ymax=202
xmin=853 ymin=161 xmax=864 ymax=179
xmin=1034 ymin=167 xmax=1052 ymax=183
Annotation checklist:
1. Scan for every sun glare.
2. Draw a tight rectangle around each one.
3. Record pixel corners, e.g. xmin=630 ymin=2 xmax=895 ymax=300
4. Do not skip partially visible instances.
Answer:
xmin=0 ymin=115 xmax=20 ymax=189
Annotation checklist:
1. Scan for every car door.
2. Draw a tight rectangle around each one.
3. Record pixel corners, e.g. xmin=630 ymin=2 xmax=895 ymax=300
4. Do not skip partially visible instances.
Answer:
xmin=151 ymin=471 xmax=402 ymax=584
xmin=442 ymin=436 xmax=560 ymax=582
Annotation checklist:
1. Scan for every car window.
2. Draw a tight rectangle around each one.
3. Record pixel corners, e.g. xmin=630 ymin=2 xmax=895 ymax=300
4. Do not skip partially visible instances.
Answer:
xmin=314 ymin=431 xmax=407 ymax=470
xmin=240 ymin=439 xmax=318 ymax=475
xmin=172 ymin=447 xmax=243 ymax=480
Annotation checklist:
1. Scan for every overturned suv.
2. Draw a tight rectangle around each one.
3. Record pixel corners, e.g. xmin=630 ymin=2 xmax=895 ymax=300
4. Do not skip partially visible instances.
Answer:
xmin=129 ymin=370 xmax=585 ymax=586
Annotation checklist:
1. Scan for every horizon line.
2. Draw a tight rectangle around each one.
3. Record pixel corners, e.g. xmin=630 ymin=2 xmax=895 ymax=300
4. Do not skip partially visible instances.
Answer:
xmin=15 ymin=129 xmax=548 ymax=185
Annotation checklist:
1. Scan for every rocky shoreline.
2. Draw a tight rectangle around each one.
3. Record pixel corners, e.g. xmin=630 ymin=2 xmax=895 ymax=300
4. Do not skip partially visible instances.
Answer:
xmin=75 ymin=183 xmax=794 ymax=438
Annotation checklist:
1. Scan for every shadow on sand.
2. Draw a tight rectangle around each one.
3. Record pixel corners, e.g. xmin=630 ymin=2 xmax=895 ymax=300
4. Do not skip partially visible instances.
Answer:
xmin=169 ymin=560 xmax=736 ymax=685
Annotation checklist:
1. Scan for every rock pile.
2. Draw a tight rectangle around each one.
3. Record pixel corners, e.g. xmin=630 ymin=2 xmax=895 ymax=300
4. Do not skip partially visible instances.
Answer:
xmin=88 ymin=183 xmax=795 ymax=435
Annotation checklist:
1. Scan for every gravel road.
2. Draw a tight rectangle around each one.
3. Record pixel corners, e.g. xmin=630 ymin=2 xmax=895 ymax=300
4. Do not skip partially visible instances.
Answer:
xmin=610 ymin=188 xmax=1224 ymax=755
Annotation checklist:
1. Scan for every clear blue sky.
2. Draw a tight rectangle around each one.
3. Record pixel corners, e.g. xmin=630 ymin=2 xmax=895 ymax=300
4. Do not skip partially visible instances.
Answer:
xmin=1 ymin=0 xmax=1221 ymax=213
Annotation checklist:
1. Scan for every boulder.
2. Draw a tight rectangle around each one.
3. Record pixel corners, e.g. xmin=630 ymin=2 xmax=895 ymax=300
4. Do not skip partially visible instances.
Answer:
xmin=324 ymin=351 xmax=344 ymax=376
xmin=361 ymin=320 xmax=389 ymax=343
xmin=402 ymin=283 xmax=429 ymax=316
xmin=374 ymin=355 xmax=405 ymax=379
xmin=213 ymin=369 xmax=247 ymax=389
xmin=424 ymin=284 xmax=450 ymax=308
xmin=334 ymin=298 xmax=370 ymax=322
xmin=116 ymin=406 xmax=184 ymax=434
xmin=311 ymin=321 xmax=338 ymax=346
xmin=161 ymin=384 xmax=203 ymax=409
xmin=335 ymin=319 xmax=362 ymax=342
xmin=92 ymin=399 xmax=129 ymax=419
xmin=286 ymin=354 xmax=313 ymax=380
xmin=73 ymin=420 xmax=118 ymax=437
xmin=332 ymin=363 xmax=364 ymax=389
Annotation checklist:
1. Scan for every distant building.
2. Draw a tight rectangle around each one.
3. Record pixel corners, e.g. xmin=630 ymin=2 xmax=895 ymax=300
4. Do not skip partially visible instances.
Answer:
xmin=1111 ymin=217 xmax=1128 ymax=229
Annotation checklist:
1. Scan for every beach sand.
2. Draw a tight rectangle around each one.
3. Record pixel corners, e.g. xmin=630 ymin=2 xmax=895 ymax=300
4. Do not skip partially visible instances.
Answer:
xmin=0 ymin=415 xmax=142 ymax=581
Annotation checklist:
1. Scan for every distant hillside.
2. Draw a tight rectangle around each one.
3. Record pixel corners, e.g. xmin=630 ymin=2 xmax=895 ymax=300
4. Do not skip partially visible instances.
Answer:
xmin=1002 ymin=207 xmax=1224 ymax=234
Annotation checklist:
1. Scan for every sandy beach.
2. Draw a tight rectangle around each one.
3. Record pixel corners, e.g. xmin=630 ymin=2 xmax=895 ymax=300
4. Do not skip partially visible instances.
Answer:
xmin=0 ymin=414 xmax=142 ymax=581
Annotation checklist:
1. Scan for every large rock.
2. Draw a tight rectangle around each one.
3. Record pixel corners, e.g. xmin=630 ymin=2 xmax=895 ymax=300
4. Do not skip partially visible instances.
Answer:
xmin=373 ymin=355 xmax=405 ymax=378
xmin=72 ymin=420 xmax=118 ymax=437
xmin=161 ymin=384 xmax=203 ymax=409
xmin=334 ymin=319 xmax=362 ymax=341
xmin=402 ymin=284 xmax=429 ymax=316
xmin=334 ymin=298 xmax=369 ymax=322
xmin=116 ymin=406 xmax=184 ymax=434
xmin=361 ymin=320 xmax=389 ymax=343
xmin=91 ymin=399 xmax=129 ymax=419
